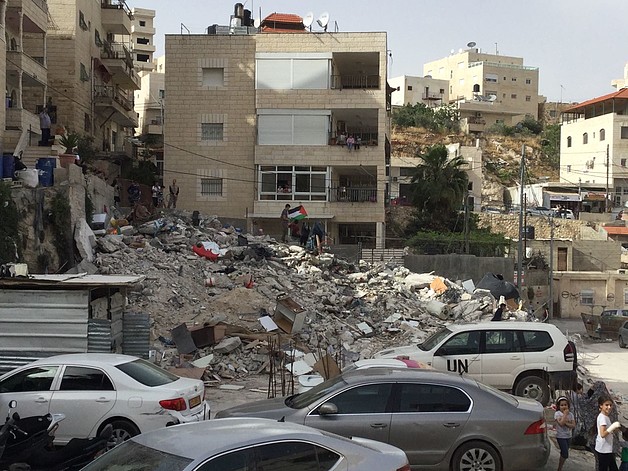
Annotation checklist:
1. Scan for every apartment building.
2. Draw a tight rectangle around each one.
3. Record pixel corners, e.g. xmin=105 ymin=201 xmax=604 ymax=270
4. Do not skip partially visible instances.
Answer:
xmin=390 ymin=143 xmax=482 ymax=211
xmin=424 ymin=48 xmax=540 ymax=133
xmin=2 ymin=0 xmax=48 ymax=154
xmin=130 ymin=7 xmax=155 ymax=73
xmin=389 ymin=75 xmax=449 ymax=108
xmin=164 ymin=21 xmax=390 ymax=247
xmin=611 ymin=62 xmax=628 ymax=90
xmin=560 ymin=88 xmax=628 ymax=208
xmin=135 ymin=55 xmax=164 ymax=176
xmin=45 ymin=0 xmax=139 ymax=156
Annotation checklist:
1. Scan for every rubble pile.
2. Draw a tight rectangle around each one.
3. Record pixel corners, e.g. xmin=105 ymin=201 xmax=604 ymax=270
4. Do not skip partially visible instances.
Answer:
xmin=89 ymin=210 xmax=497 ymax=382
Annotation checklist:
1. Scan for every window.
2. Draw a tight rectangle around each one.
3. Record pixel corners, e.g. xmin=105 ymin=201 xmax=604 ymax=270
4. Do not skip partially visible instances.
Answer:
xmin=137 ymin=54 xmax=150 ymax=63
xmin=485 ymin=74 xmax=498 ymax=83
xmin=549 ymin=110 xmax=557 ymax=118
xmin=158 ymin=89 xmax=165 ymax=99
xmin=526 ymin=96 xmax=531 ymax=102
xmin=80 ymin=63 xmax=89 ymax=82
xmin=624 ymin=289 xmax=628 ymax=305
xmin=257 ymin=58 xmax=329 ymax=90
xmin=137 ymin=37 xmax=150 ymax=45
xmin=201 ymin=178 xmax=223 ymax=196
xmin=511 ymin=94 xmax=517 ymax=99
xmin=583 ymin=133 xmax=588 ymax=144
xmin=94 ymin=29 xmax=102 ymax=47
xmin=580 ymin=289 xmax=594 ymax=305
xmin=484 ymin=330 xmax=521 ymax=353
xmin=526 ymin=78 xmax=531 ymax=84
xmin=79 ymin=11 xmax=89 ymax=31
xmin=622 ymin=159 xmax=627 ymax=167
xmin=139 ymin=20 xmax=146 ymax=27
xmin=600 ymin=129 xmax=606 ymax=141
xmin=512 ymin=77 xmax=517 ymax=81
xmin=567 ymin=136 xmax=572 ymax=147
xmin=436 ymin=331 xmax=480 ymax=356
xmin=622 ymin=127 xmax=628 ymax=139
xmin=60 ymin=367 xmax=114 ymax=391
xmin=201 ymin=123 xmax=223 ymax=141
xmin=116 ymin=358 xmax=179 ymax=387
xmin=407 ymin=85 xmax=413 ymax=91
xmin=468 ymin=182 xmax=473 ymax=191
xmin=259 ymin=165 xmax=327 ymax=202
xmin=0 ymin=367 xmax=58 ymax=393
xmin=399 ymin=167 xmax=414 ymax=177
xmin=398 ymin=384 xmax=471 ymax=413
xmin=521 ymin=331 xmax=553 ymax=352
xmin=321 ymin=383 xmax=392 ymax=414
xmin=202 ymin=68 xmax=225 ymax=87
xmin=566 ymin=165 xmax=571 ymax=172
xmin=440 ymin=88 xmax=445 ymax=94
xmin=257 ymin=112 xmax=328 ymax=146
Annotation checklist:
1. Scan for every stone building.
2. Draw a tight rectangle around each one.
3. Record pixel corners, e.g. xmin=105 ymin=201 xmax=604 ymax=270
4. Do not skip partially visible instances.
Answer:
xmin=424 ymin=47 xmax=540 ymax=134
xmin=164 ymin=14 xmax=391 ymax=247
xmin=389 ymin=75 xmax=449 ymax=108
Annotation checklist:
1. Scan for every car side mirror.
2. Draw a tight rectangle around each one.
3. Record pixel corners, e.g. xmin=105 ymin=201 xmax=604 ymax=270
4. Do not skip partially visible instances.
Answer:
xmin=318 ymin=403 xmax=338 ymax=416
xmin=8 ymin=400 xmax=17 ymax=408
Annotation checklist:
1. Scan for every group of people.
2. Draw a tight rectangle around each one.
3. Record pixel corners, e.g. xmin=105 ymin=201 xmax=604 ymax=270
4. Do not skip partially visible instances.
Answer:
xmin=111 ymin=178 xmax=181 ymax=210
xmin=280 ymin=204 xmax=325 ymax=250
xmin=337 ymin=132 xmax=362 ymax=151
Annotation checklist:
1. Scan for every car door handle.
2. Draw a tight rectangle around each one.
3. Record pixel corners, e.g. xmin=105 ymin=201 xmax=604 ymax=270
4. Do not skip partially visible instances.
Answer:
xmin=370 ymin=423 xmax=388 ymax=429
xmin=510 ymin=355 xmax=522 ymax=360
xmin=95 ymin=397 xmax=111 ymax=403
xmin=443 ymin=422 xmax=460 ymax=428
xmin=35 ymin=397 xmax=49 ymax=403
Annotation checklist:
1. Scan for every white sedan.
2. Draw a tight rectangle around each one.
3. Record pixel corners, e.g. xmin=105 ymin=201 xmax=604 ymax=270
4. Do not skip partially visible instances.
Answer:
xmin=0 ymin=354 xmax=209 ymax=447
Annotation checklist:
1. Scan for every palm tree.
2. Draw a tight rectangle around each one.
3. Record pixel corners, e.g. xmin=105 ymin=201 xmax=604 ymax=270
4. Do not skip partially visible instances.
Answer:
xmin=410 ymin=144 xmax=469 ymax=221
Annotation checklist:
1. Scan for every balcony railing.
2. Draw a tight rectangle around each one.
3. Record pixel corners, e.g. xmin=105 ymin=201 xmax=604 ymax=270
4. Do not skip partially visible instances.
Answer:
xmin=101 ymin=0 xmax=133 ymax=20
xmin=94 ymin=85 xmax=134 ymax=111
xmin=102 ymin=41 xmax=134 ymax=69
xmin=331 ymin=75 xmax=380 ymax=90
xmin=330 ymin=186 xmax=378 ymax=203
xmin=31 ymin=0 xmax=48 ymax=12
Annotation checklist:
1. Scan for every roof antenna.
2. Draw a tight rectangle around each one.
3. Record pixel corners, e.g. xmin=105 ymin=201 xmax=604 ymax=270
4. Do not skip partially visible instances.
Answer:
xmin=317 ymin=12 xmax=329 ymax=32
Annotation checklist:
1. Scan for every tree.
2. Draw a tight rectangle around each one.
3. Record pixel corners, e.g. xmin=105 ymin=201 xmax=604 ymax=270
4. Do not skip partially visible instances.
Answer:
xmin=409 ymin=144 xmax=469 ymax=230
xmin=541 ymin=123 xmax=560 ymax=169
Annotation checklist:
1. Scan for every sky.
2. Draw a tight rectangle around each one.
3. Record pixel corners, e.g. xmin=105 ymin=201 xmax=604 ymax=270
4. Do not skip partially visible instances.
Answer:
xmin=126 ymin=0 xmax=628 ymax=103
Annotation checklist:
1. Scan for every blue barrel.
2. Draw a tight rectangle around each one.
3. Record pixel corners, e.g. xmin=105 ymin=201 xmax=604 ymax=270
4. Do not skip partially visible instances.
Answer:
xmin=36 ymin=157 xmax=56 ymax=187
xmin=2 ymin=154 xmax=15 ymax=180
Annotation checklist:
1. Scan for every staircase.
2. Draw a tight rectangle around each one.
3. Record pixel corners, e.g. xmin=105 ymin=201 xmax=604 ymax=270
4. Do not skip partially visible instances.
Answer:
xmin=20 ymin=145 xmax=62 ymax=169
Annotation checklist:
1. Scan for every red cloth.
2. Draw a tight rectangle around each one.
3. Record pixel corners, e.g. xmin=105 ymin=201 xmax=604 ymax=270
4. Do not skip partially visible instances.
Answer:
xmin=192 ymin=245 xmax=219 ymax=261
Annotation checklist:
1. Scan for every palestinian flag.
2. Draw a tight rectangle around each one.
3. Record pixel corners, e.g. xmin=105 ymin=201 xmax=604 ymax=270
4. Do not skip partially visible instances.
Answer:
xmin=288 ymin=205 xmax=307 ymax=221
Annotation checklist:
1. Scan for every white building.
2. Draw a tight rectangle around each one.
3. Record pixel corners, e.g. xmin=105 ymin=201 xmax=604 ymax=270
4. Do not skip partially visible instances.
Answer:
xmin=389 ymin=75 xmax=449 ymax=108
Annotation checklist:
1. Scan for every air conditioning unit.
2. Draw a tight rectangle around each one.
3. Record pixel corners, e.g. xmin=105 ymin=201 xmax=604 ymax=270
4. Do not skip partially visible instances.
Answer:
xmin=618 ymin=269 xmax=627 ymax=274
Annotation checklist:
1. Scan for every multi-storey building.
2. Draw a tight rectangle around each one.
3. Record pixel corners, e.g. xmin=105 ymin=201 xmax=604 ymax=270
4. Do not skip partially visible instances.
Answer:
xmin=130 ymin=7 xmax=155 ymax=73
xmin=135 ymin=55 xmax=164 ymax=176
xmin=560 ymin=88 xmax=628 ymax=208
xmin=165 ymin=17 xmax=390 ymax=246
xmin=389 ymin=75 xmax=449 ymax=108
xmin=2 ymin=0 xmax=48 ymax=154
xmin=424 ymin=48 xmax=540 ymax=133
xmin=45 ymin=0 xmax=139 ymax=156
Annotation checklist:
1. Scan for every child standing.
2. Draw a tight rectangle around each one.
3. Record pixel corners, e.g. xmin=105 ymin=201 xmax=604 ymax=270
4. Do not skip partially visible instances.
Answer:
xmin=596 ymin=395 xmax=622 ymax=471
xmin=555 ymin=396 xmax=576 ymax=471
xmin=620 ymin=425 xmax=628 ymax=471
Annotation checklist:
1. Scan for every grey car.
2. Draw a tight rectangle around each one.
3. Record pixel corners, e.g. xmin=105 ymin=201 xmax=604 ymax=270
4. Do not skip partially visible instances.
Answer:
xmin=619 ymin=320 xmax=628 ymax=348
xmin=80 ymin=417 xmax=410 ymax=471
xmin=216 ymin=368 xmax=550 ymax=471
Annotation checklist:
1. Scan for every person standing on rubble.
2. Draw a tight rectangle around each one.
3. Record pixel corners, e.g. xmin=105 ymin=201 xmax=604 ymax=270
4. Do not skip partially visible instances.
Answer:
xmin=280 ymin=204 xmax=290 ymax=242
xmin=491 ymin=303 xmax=506 ymax=321
xmin=168 ymin=179 xmax=180 ymax=209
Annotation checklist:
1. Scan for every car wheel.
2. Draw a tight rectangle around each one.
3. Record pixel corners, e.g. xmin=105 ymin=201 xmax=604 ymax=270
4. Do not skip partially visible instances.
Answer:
xmin=452 ymin=440 xmax=501 ymax=471
xmin=620 ymin=335 xmax=627 ymax=349
xmin=104 ymin=420 xmax=140 ymax=449
xmin=514 ymin=375 xmax=550 ymax=406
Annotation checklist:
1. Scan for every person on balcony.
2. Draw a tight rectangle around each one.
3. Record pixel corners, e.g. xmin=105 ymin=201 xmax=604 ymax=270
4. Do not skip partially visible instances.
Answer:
xmin=346 ymin=135 xmax=355 ymax=151
xmin=39 ymin=107 xmax=51 ymax=146
xmin=355 ymin=136 xmax=362 ymax=150
xmin=337 ymin=132 xmax=346 ymax=146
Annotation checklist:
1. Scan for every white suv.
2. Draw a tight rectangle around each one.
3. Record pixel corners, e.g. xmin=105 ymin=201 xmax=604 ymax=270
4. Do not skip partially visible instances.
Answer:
xmin=374 ymin=322 xmax=577 ymax=405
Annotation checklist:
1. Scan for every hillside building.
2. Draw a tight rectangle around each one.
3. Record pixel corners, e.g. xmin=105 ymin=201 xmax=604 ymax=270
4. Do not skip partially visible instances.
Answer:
xmin=164 ymin=14 xmax=391 ymax=246
xmin=130 ymin=7 xmax=155 ymax=73
xmin=389 ymin=75 xmax=449 ymax=108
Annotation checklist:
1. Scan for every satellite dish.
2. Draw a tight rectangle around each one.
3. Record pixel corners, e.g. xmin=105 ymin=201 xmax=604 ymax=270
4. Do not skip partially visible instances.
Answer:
xmin=467 ymin=41 xmax=476 ymax=48
xmin=450 ymin=49 xmax=455 ymax=55
xmin=303 ymin=12 xmax=314 ymax=28
xmin=488 ymin=94 xmax=497 ymax=102
xmin=253 ymin=17 xmax=261 ymax=28
xmin=317 ymin=12 xmax=330 ymax=29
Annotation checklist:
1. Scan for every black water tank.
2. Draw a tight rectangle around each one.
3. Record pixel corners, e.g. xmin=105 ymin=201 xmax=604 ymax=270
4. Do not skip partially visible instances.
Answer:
xmin=234 ymin=3 xmax=244 ymax=18
xmin=243 ymin=9 xmax=252 ymax=26
xmin=522 ymin=225 xmax=535 ymax=240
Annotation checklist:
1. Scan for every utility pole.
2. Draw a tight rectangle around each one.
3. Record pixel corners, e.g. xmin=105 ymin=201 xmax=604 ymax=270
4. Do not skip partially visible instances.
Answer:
xmin=606 ymin=144 xmax=610 ymax=212
xmin=549 ymin=214 xmax=555 ymax=319
xmin=517 ymin=145 xmax=526 ymax=293
xmin=463 ymin=190 xmax=470 ymax=254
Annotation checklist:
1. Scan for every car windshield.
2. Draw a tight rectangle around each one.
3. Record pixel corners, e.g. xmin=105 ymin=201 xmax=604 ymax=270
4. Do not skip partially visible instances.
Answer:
xmin=116 ymin=359 xmax=180 ymax=387
xmin=419 ymin=327 xmax=452 ymax=351
xmin=81 ymin=440 xmax=192 ymax=471
xmin=288 ymin=374 xmax=349 ymax=409
xmin=476 ymin=381 xmax=519 ymax=406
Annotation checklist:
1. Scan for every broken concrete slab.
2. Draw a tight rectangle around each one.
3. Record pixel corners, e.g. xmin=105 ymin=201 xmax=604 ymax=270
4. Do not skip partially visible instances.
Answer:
xmin=214 ymin=336 xmax=242 ymax=354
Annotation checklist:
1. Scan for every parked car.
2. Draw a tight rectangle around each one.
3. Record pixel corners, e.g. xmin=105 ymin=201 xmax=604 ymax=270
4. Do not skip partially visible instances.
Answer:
xmin=216 ymin=368 xmax=550 ymax=471
xmin=481 ymin=206 xmax=503 ymax=214
xmin=600 ymin=308 xmax=628 ymax=317
xmin=373 ymin=322 xmax=577 ymax=406
xmin=527 ymin=206 xmax=553 ymax=217
xmin=297 ymin=357 xmax=429 ymax=392
xmin=0 ymin=354 xmax=210 ymax=447
xmin=80 ymin=418 xmax=411 ymax=471
xmin=553 ymin=208 xmax=575 ymax=219
xmin=618 ymin=320 xmax=628 ymax=348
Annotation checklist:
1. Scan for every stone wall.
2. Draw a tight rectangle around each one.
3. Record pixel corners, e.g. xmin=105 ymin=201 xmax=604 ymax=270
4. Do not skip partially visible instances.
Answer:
xmin=405 ymin=253 xmax=514 ymax=284
xmin=477 ymin=213 xmax=585 ymax=240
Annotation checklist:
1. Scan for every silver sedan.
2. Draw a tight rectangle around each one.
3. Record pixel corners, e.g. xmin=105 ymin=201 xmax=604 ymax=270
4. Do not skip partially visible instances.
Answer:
xmin=216 ymin=368 xmax=550 ymax=471
xmin=80 ymin=417 xmax=411 ymax=471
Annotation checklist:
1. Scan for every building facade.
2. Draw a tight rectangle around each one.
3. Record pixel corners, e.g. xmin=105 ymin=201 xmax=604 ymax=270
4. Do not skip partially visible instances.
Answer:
xmin=130 ymin=7 xmax=155 ymax=73
xmin=560 ymin=89 xmax=628 ymax=208
xmin=164 ymin=27 xmax=390 ymax=247
xmin=389 ymin=75 xmax=449 ymax=108
xmin=424 ymin=48 xmax=540 ymax=133
xmin=135 ymin=55 xmax=164 ymax=177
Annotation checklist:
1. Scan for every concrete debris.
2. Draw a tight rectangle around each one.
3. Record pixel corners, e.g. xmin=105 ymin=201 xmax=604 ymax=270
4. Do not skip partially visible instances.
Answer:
xmin=89 ymin=210 xmax=503 ymax=384
xmin=74 ymin=218 xmax=96 ymax=262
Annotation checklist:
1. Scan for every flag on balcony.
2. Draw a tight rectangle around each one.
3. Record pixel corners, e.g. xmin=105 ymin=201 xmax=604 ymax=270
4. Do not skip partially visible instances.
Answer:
xmin=288 ymin=205 xmax=308 ymax=221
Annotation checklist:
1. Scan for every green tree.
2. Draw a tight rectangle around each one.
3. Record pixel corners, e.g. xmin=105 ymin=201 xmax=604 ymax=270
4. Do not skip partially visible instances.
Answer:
xmin=409 ymin=144 xmax=469 ymax=230
xmin=541 ymin=123 xmax=561 ymax=169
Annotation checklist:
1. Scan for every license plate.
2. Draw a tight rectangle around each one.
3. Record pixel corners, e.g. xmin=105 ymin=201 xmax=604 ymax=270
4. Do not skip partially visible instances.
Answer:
xmin=189 ymin=395 xmax=201 ymax=409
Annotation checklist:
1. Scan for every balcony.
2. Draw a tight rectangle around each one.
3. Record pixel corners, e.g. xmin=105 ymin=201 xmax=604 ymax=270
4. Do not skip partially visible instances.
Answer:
xmin=7 ymin=51 xmax=47 ymax=86
xmin=331 ymin=74 xmax=380 ymax=90
xmin=101 ymin=0 xmax=133 ymax=35
xmin=329 ymin=186 xmax=377 ymax=203
xmin=131 ymin=24 xmax=155 ymax=35
xmin=94 ymin=85 xmax=138 ymax=128
xmin=101 ymin=41 xmax=140 ymax=89
xmin=145 ymin=121 xmax=163 ymax=135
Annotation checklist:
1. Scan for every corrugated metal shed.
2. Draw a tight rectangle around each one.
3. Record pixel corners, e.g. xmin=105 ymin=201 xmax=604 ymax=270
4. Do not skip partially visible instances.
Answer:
xmin=122 ymin=312 xmax=150 ymax=359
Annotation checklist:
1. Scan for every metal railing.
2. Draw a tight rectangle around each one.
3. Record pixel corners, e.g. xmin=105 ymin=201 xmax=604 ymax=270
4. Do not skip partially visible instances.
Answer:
xmin=93 ymin=85 xmax=134 ymax=111
xmin=101 ymin=0 xmax=133 ymax=20
xmin=329 ymin=186 xmax=378 ymax=203
xmin=101 ymin=41 xmax=134 ymax=69
xmin=31 ymin=0 xmax=48 ymax=12
xmin=331 ymin=74 xmax=380 ymax=90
